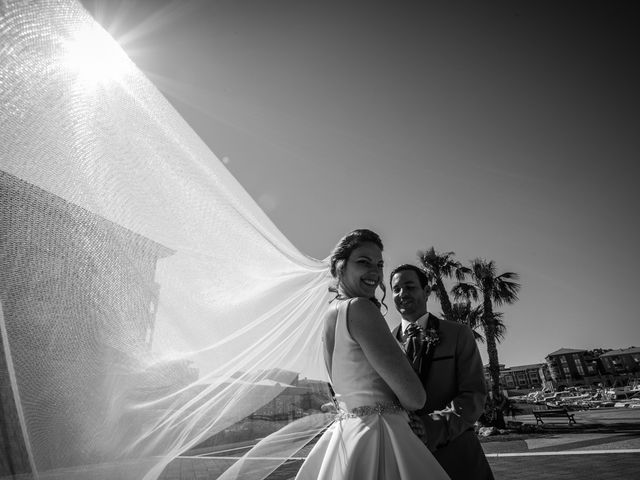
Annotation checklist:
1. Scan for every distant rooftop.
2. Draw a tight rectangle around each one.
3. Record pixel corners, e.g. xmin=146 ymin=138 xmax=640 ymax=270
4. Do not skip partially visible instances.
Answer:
xmin=599 ymin=346 xmax=640 ymax=357
xmin=484 ymin=363 xmax=543 ymax=370
xmin=546 ymin=347 xmax=587 ymax=356
xmin=508 ymin=363 xmax=545 ymax=370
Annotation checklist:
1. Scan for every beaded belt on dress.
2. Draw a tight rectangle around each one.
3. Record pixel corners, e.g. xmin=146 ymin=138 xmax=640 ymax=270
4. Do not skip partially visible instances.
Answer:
xmin=337 ymin=401 xmax=404 ymax=419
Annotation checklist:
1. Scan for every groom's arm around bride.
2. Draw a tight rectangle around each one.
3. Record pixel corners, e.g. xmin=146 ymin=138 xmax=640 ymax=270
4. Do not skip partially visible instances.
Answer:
xmin=390 ymin=264 xmax=495 ymax=480
xmin=420 ymin=320 xmax=485 ymax=450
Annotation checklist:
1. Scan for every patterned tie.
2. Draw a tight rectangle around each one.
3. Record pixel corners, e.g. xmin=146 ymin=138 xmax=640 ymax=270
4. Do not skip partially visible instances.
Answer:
xmin=404 ymin=323 xmax=424 ymax=369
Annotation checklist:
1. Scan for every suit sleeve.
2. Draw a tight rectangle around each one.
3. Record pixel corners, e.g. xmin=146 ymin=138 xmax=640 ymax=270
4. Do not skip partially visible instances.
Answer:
xmin=443 ymin=325 xmax=487 ymax=441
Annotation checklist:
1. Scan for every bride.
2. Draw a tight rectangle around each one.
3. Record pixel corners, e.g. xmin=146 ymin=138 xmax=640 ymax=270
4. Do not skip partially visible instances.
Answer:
xmin=295 ymin=229 xmax=450 ymax=480
xmin=1 ymin=2 xmax=447 ymax=480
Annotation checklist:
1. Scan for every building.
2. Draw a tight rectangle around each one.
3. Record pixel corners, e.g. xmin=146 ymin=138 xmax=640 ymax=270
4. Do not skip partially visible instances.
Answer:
xmin=483 ymin=346 xmax=640 ymax=395
xmin=538 ymin=363 xmax=554 ymax=391
xmin=484 ymin=363 xmax=544 ymax=392
xmin=545 ymin=348 xmax=603 ymax=389
xmin=598 ymin=347 xmax=640 ymax=386
xmin=0 ymin=171 xmax=174 ymax=476
xmin=188 ymin=373 xmax=333 ymax=452
xmin=508 ymin=363 xmax=544 ymax=390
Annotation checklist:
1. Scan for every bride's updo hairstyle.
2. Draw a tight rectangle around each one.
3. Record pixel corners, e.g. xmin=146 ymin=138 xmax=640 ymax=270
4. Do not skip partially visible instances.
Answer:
xmin=329 ymin=228 xmax=386 ymax=310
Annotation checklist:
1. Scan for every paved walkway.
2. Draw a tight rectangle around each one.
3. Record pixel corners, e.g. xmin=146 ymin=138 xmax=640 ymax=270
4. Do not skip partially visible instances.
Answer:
xmin=479 ymin=407 xmax=640 ymax=479
xmin=160 ymin=407 xmax=640 ymax=479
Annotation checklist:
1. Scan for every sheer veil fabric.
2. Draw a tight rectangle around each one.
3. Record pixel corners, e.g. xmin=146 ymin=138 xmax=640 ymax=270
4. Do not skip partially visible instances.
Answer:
xmin=0 ymin=1 xmax=336 ymax=479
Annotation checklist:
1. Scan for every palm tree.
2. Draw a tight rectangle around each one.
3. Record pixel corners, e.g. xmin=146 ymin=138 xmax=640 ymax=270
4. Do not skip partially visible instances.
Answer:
xmin=418 ymin=247 xmax=469 ymax=322
xmin=452 ymin=259 xmax=521 ymax=428
xmin=449 ymin=302 xmax=507 ymax=344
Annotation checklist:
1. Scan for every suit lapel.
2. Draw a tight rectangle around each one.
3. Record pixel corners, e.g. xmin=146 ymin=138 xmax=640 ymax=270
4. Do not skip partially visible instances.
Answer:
xmin=392 ymin=324 xmax=402 ymax=342
xmin=396 ymin=315 xmax=441 ymax=383
xmin=417 ymin=314 xmax=440 ymax=384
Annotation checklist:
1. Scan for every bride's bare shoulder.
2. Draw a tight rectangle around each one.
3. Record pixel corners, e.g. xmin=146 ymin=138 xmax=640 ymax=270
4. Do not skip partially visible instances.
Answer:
xmin=345 ymin=297 xmax=382 ymax=324
xmin=322 ymin=302 xmax=339 ymax=334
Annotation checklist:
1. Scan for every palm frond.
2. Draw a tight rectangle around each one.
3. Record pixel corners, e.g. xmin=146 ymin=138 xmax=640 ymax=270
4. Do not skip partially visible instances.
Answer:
xmin=454 ymin=265 xmax=471 ymax=281
xmin=491 ymin=275 xmax=521 ymax=305
xmin=491 ymin=311 xmax=507 ymax=343
xmin=449 ymin=302 xmax=485 ymax=342
xmin=419 ymin=247 xmax=464 ymax=278
xmin=451 ymin=282 xmax=478 ymax=302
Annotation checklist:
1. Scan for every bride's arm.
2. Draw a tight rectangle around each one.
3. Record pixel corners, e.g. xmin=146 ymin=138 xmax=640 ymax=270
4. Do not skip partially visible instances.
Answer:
xmin=347 ymin=297 xmax=426 ymax=411
xmin=322 ymin=307 xmax=337 ymax=381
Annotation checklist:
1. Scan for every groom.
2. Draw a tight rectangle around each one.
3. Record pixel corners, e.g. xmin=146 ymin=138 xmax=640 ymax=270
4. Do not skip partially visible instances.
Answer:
xmin=390 ymin=264 xmax=494 ymax=480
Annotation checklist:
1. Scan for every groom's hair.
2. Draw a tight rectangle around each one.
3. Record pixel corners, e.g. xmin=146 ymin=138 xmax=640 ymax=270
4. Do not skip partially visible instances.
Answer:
xmin=389 ymin=264 xmax=429 ymax=289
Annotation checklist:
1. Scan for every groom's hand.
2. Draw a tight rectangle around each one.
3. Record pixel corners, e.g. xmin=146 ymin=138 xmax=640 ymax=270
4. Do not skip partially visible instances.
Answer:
xmin=424 ymin=413 xmax=450 ymax=452
xmin=407 ymin=411 xmax=427 ymax=442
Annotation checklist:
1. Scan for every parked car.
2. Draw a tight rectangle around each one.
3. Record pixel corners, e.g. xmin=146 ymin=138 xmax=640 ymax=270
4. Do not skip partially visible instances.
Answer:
xmin=614 ymin=392 xmax=640 ymax=408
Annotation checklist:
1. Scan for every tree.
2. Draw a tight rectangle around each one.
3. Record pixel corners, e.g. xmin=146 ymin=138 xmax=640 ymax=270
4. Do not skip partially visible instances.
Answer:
xmin=449 ymin=302 xmax=507 ymax=345
xmin=452 ymin=259 xmax=521 ymax=428
xmin=418 ymin=247 xmax=469 ymax=322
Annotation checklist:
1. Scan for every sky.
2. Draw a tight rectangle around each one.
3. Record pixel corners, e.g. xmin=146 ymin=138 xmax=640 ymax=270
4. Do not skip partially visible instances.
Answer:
xmin=79 ymin=0 xmax=640 ymax=368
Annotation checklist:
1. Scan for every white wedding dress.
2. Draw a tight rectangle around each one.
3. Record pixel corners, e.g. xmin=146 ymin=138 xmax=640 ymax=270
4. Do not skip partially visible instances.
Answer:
xmin=1 ymin=2 xmax=448 ymax=479
xmin=295 ymin=300 xmax=450 ymax=480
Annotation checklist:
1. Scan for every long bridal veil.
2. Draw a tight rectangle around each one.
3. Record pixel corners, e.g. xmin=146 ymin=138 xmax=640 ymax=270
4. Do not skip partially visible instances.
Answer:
xmin=0 ymin=1 xmax=336 ymax=479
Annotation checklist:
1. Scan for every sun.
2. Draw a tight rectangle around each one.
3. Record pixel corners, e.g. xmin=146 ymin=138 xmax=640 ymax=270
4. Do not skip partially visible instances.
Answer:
xmin=61 ymin=22 xmax=132 ymax=89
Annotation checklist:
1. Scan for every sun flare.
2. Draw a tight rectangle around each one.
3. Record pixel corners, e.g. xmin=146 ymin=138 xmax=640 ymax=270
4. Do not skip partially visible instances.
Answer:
xmin=61 ymin=23 xmax=132 ymax=88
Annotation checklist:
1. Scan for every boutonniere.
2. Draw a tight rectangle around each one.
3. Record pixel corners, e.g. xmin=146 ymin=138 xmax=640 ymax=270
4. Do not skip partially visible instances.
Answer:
xmin=423 ymin=327 xmax=440 ymax=347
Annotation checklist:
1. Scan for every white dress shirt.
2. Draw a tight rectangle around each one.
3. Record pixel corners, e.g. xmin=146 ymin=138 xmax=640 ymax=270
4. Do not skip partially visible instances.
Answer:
xmin=400 ymin=312 xmax=429 ymax=337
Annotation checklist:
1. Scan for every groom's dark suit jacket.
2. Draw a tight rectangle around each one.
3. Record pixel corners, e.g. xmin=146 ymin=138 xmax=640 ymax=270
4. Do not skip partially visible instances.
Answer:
xmin=393 ymin=314 xmax=494 ymax=480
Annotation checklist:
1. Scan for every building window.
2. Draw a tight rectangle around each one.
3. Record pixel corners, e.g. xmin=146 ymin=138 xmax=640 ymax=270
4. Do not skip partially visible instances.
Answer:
xmin=576 ymin=364 xmax=585 ymax=376
xmin=563 ymin=366 xmax=571 ymax=375
xmin=560 ymin=356 xmax=568 ymax=364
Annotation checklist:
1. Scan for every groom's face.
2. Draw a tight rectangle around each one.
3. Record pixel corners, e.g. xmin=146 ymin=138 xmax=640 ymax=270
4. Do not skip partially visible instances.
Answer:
xmin=391 ymin=270 xmax=428 ymax=321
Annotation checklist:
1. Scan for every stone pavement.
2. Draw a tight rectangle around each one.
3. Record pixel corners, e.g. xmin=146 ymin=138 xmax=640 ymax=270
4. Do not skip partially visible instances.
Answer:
xmin=487 ymin=452 xmax=638 ymax=479
xmin=160 ymin=407 xmax=640 ymax=479
xmin=479 ymin=407 xmax=640 ymax=479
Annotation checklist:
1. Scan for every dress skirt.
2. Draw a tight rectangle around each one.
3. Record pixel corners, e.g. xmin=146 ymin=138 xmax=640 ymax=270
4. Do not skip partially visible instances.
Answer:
xmin=295 ymin=410 xmax=450 ymax=480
